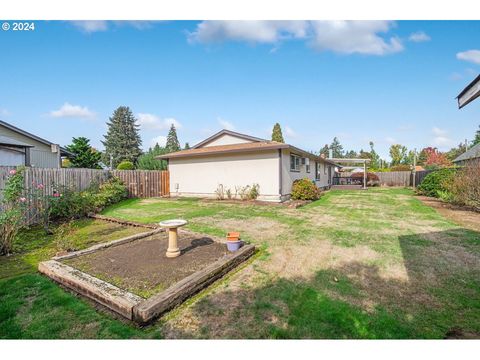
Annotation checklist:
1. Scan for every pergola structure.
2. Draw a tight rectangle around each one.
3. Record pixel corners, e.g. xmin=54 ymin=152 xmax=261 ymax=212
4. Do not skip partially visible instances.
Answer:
xmin=329 ymin=158 xmax=371 ymax=190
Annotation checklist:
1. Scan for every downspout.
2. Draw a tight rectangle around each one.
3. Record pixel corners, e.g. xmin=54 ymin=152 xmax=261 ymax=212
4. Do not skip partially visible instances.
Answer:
xmin=278 ymin=149 xmax=282 ymax=200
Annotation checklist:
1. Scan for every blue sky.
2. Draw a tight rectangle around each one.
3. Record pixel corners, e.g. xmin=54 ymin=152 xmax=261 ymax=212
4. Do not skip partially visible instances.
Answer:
xmin=1 ymin=20 xmax=479 ymax=160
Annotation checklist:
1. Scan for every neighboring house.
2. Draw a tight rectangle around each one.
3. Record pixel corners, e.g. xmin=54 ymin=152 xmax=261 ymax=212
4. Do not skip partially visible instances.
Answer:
xmin=453 ymin=143 xmax=480 ymax=166
xmin=158 ymin=129 xmax=337 ymax=202
xmin=0 ymin=119 xmax=70 ymax=168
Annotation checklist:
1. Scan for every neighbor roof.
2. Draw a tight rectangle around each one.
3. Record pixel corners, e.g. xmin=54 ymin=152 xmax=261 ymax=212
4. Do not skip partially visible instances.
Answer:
xmin=453 ymin=142 xmax=480 ymax=163
xmin=0 ymin=135 xmax=34 ymax=148
xmin=0 ymin=119 xmax=72 ymax=156
xmin=158 ymin=138 xmax=337 ymax=165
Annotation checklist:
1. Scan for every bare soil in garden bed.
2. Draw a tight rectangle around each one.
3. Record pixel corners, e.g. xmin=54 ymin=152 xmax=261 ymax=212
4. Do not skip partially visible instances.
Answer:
xmin=417 ymin=196 xmax=480 ymax=232
xmin=63 ymin=231 xmax=228 ymax=297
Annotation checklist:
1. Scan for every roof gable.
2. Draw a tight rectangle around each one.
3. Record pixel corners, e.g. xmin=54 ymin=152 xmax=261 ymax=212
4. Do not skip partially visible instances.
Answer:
xmin=192 ymin=129 xmax=266 ymax=149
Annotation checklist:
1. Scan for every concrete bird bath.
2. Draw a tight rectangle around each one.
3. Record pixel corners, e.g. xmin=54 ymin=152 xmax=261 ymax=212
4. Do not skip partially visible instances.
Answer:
xmin=159 ymin=219 xmax=188 ymax=258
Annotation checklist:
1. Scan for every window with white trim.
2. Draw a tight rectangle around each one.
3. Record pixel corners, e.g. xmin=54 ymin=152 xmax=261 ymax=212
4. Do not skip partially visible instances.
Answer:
xmin=290 ymin=154 xmax=300 ymax=172
xmin=315 ymin=162 xmax=320 ymax=180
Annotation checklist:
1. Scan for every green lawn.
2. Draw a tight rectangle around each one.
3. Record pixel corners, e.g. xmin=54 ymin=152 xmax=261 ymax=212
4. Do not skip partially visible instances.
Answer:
xmin=1 ymin=188 xmax=479 ymax=339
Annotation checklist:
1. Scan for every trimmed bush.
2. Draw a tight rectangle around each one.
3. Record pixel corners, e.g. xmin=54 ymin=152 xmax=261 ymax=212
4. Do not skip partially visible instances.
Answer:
xmin=291 ymin=179 xmax=321 ymax=200
xmin=417 ymin=168 xmax=457 ymax=198
xmin=116 ymin=161 xmax=134 ymax=170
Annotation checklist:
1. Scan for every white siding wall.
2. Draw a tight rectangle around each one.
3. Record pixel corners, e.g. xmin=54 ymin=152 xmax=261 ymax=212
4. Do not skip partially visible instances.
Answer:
xmin=280 ymin=149 xmax=332 ymax=199
xmin=203 ymin=134 xmax=253 ymax=147
xmin=169 ymin=150 xmax=281 ymax=201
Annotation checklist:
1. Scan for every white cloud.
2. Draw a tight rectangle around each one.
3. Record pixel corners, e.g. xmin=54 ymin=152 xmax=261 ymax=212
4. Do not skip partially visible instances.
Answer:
xmin=188 ymin=20 xmax=404 ymax=56
xmin=70 ymin=21 xmax=154 ymax=33
xmin=71 ymin=21 xmax=108 ymax=33
xmin=0 ymin=108 xmax=10 ymax=117
xmin=284 ymin=126 xmax=298 ymax=138
xmin=188 ymin=21 xmax=308 ymax=44
xmin=137 ymin=113 xmax=182 ymax=131
xmin=432 ymin=127 xmax=448 ymax=137
xmin=408 ymin=31 xmax=431 ymax=42
xmin=432 ymin=127 xmax=453 ymax=148
xmin=218 ymin=118 xmax=236 ymax=131
xmin=456 ymin=50 xmax=480 ymax=65
xmin=309 ymin=21 xmax=403 ymax=55
xmin=385 ymin=136 xmax=397 ymax=144
xmin=49 ymin=102 xmax=95 ymax=119
xmin=150 ymin=135 xmax=167 ymax=148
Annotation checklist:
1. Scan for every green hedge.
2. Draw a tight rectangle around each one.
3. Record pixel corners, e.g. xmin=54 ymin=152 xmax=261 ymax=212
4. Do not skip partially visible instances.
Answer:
xmin=417 ymin=168 xmax=456 ymax=198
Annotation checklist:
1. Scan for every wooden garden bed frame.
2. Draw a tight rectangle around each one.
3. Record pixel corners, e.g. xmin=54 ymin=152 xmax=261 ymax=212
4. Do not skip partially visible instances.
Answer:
xmin=38 ymin=228 xmax=255 ymax=324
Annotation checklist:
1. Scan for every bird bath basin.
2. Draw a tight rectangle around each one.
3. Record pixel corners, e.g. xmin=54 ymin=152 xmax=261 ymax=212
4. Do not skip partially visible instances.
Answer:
xmin=158 ymin=219 xmax=188 ymax=258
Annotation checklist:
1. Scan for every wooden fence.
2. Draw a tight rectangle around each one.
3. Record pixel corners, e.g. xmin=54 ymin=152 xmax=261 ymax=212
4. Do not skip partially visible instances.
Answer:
xmin=340 ymin=170 xmax=432 ymax=187
xmin=0 ymin=167 xmax=170 ymax=224
xmin=0 ymin=167 xmax=169 ymax=199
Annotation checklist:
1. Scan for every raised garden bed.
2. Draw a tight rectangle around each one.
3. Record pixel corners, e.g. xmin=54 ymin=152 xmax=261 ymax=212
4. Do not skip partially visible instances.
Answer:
xmin=38 ymin=227 xmax=255 ymax=324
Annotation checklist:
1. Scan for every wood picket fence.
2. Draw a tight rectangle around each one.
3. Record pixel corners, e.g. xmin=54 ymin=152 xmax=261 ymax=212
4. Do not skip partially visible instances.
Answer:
xmin=340 ymin=170 xmax=432 ymax=187
xmin=0 ymin=167 xmax=169 ymax=224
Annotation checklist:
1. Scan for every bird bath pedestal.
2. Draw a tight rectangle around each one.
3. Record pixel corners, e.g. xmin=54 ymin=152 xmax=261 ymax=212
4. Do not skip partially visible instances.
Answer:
xmin=159 ymin=219 xmax=188 ymax=258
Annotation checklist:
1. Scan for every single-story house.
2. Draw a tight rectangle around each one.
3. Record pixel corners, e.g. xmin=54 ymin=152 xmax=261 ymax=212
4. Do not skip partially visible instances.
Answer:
xmin=0 ymin=119 xmax=71 ymax=168
xmin=453 ymin=143 xmax=480 ymax=166
xmin=158 ymin=129 xmax=337 ymax=202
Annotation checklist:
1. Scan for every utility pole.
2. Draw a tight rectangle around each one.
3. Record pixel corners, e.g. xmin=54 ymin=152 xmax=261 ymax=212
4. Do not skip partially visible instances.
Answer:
xmin=465 ymin=139 xmax=469 ymax=151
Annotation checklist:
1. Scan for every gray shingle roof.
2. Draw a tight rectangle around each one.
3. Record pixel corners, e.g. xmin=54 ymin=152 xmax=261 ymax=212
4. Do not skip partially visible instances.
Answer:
xmin=453 ymin=143 xmax=480 ymax=163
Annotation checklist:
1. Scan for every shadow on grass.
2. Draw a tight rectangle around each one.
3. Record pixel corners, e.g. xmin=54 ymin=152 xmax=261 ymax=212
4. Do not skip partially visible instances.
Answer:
xmin=163 ymin=229 xmax=480 ymax=339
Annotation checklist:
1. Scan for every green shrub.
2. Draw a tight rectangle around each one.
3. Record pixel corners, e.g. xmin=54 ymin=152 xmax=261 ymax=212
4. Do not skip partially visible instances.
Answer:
xmin=417 ymin=168 xmax=456 ymax=198
xmin=291 ymin=178 xmax=321 ymax=200
xmin=93 ymin=177 xmax=128 ymax=208
xmin=445 ymin=162 xmax=480 ymax=210
xmin=0 ymin=167 xmax=27 ymax=255
xmin=48 ymin=186 xmax=96 ymax=221
xmin=48 ymin=177 xmax=128 ymax=221
xmin=116 ymin=161 xmax=134 ymax=170
xmin=238 ymin=184 xmax=260 ymax=200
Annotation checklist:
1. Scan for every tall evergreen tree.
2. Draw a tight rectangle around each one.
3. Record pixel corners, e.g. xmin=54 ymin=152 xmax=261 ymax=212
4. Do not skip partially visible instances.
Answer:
xmin=473 ymin=125 xmax=480 ymax=146
xmin=65 ymin=137 xmax=102 ymax=169
xmin=271 ymin=123 xmax=285 ymax=143
xmin=184 ymin=142 xmax=190 ymax=150
xmin=329 ymin=137 xmax=344 ymax=158
xmin=166 ymin=124 xmax=181 ymax=152
xmin=137 ymin=143 xmax=168 ymax=170
xmin=344 ymin=150 xmax=358 ymax=158
xmin=102 ymin=106 xmax=142 ymax=168
xmin=319 ymin=144 xmax=330 ymax=158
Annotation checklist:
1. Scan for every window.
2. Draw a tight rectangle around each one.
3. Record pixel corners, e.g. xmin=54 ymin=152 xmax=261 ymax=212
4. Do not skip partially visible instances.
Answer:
xmin=324 ymin=163 xmax=327 ymax=174
xmin=306 ymin=164 xmax=310 ymax=173
xmin=290 ymin=154 xmax=300 ymax=172
xmin=315 ymin=162 xmax=320 ymax=180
